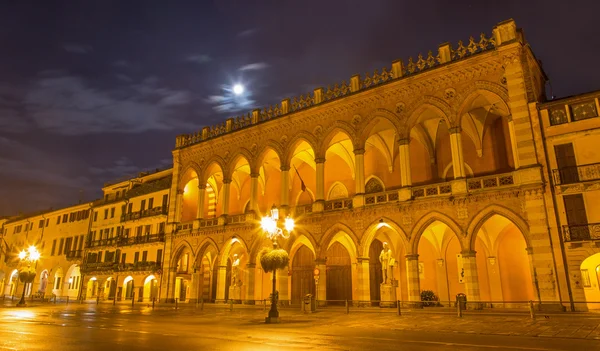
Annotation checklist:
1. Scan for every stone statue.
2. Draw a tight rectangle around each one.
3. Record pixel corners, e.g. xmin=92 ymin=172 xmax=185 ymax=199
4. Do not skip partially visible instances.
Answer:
xmin=231 ymin=254 xmax=240 ymax=285
xmin=379 ymin=242 xmax=392 ymax=284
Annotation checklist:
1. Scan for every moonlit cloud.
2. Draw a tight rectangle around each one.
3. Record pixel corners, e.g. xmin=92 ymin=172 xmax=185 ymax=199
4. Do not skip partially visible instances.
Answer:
xmin=239 ymin=62 xmax=269 ymax=71
xmin=237 ymin=28 xmax=258 ymax=37
xmin=186 ymin=54 xmax=211 ymax=64
xmin=63 ymin=43 xmax=93 ymax=54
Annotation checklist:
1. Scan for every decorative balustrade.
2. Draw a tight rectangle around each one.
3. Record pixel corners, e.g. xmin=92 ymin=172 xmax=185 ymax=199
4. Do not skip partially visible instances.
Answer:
xmin=412 ymin=183 xmax=452 ymax=199
xmin=552 ymin=163 xmax=600 ymax=185
xmin=86 ymin=238 xmax=117 ymax=249
xmin=116 ymin=233 xmax=165 ymax=247
xmin=175 ymin=31 xmax=498 ymax=148
xmin=121 ymin=206 xmax=168 ymax=222
xmin=176 ymin=221 xmax=194 ymax=231
xmin=227 ymin=213 xmax=250 ymax=225
xmin=324 ymin=198 xmax=353 ymax=212
xmin=467 ymin=173 xmax=514 ymax=192
xmin=365 ymin=190 xmax=400 ymax=205
xmin=562 ymin=223 xmax=600 ymax=242
xmin=65 ymin=250 xmax=83 ymax=260
xmin=294 ymin=204 xmax=314 ymax=216
xmin=82 ymin=261 xmax=161 ymax=274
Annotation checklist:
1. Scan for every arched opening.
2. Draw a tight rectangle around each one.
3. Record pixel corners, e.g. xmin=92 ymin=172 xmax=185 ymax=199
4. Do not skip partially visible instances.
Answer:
xmin=203 ymin=161 xmax=225 ymax=218
xmin=173 ymin=246 xmax=193 ymax=302
xmin=290 ymin=245 xmax=315 ymax=304
xmin=326 ymin=242 xmax=352 ymax=304
xmin=256 ymin=147 xmax=282 ymax=215
xmin=417 ymin=220 xmax=462 ymax=305
xmin=474 ymin=214 xmax=534 ymax=306
xmin=5 ymin=269 xmax=18 ymax=296
xmin=52 ymin=267 xmax=64 ymax=296
xmin=123 ymin=276 xmax=134 ymax=300
xmin=324 ymin=131 xmax=355 ymax=200
xmin=368 ymin=239 xmax=384 ymax=305
xmin=229 ymin=156 xmax=252 ymax=215
xmin=217 ymin=238 xmax=248 ymax=303
xmin=364 ymin=117 xmax=400 ymax=189
xmin=181 ymin=178 xmax=199 ymax=222
xmin=198 ymin=245 xmax=218 ymax=303
xmin=86 ymin=277 xmax=98 ymax=299
xmin=105 ymin=277 xmax=116 ymax=300
xmin=143 ymin=275 xmax=158 ymax=302
xmin=64 ymin=265 xmax=81 ymax=298
xmin=289 ymin=140 xmax=316 ymax=207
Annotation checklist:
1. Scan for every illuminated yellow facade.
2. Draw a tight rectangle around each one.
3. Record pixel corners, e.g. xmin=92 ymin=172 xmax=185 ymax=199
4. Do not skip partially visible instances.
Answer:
xmin=2 ymin=19 xmax=600 ymax=312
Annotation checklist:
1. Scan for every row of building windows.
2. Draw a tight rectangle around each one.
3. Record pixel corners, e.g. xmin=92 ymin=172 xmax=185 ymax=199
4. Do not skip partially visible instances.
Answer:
xmin=87 ymin=249 xmax=163 ymax=265
xmin=50 ymin=235 xmax=85 ymax=256
xmin=90 ymin=222 xmax=166 ymax=242
xmin=93 ymin=194 xmax=169 ymax=222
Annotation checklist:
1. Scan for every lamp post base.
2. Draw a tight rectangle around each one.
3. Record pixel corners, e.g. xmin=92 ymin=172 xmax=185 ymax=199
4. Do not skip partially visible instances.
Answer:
xmin=265 ymin=316 xmax=280 ymax=324
xmin=16 ymin=301 xmax=27 ymax=307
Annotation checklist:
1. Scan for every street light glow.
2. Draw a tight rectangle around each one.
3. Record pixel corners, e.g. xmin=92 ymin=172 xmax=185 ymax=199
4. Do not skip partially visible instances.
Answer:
xmin=233 ymin=84 xmax=244 ymax=95
xmin=18 ymin=250 xmax=27 ymax=260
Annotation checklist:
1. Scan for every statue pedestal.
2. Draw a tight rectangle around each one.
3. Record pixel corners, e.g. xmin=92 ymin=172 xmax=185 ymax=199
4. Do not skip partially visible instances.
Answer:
xmin=379 ymin=284 xmax=397 ymax=308
xmin=229 ymin=285 xmax=242 ymax=304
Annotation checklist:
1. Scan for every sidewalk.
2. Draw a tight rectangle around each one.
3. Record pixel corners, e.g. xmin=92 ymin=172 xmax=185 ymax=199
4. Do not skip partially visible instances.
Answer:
xmin=3 ymin=299 xmax=600 ymax=340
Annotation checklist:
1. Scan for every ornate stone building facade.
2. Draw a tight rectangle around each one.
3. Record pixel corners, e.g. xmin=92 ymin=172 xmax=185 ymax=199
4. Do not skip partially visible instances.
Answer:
xmin=3 ymin=19 xmax=600 ymax=312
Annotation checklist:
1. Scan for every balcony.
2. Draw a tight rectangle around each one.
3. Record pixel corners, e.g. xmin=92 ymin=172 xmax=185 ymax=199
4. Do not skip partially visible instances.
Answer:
xmin=562 ymin=223 xmax=600 ymax=242
xmin=81 ymin=261 xmax=161 ymax=274
xmin=116 ymin=233 xmax=165 ymax=247
xmin=121 ymin=206 xmax=168 ymax=222
xmin=65 ymin=249 xmax=83 ymax=260
xmin=86 ymin=238 xmax=117 ymax=248
xmin=552 ymin=163 xmax=600 ymax=185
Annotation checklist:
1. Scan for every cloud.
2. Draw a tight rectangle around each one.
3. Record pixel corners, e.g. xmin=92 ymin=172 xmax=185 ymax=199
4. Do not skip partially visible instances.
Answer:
xmin=186 ymin=54 xmax=211 ymax=64
xmin=237 ymin=28 xmax=258 ymax=37
xmin=239 ymin=62 xmax=269 ymax=71
xmin=89 ymin=157 xmax=139 ymax=178
xmin=113 ymin=60 xmax=130 ymax=67
xmin=21 ymin=74 xmax=198 ymax=135
xmin=115 ymin=74 xmax=133 ymax=82
xmin=63 ymin=43 xmax=93 ymax=54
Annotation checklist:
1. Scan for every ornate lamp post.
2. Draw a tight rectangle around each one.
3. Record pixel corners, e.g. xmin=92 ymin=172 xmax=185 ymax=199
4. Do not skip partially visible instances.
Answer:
xmin=260 ymin=205 xmax=294 ymax=323
xmin=17 ymin=246 xmax=40 ymax=307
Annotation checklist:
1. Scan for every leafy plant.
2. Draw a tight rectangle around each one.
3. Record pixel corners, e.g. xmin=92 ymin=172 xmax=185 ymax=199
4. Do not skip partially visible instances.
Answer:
xmin=259 ymin=248 xmax=289 ymax=273
xmin=420 ymin=290 xmax=440 ymax=307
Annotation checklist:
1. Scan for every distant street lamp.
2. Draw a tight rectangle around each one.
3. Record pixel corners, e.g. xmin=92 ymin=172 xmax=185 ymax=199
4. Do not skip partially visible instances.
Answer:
xmin=260 ymin=205 xmax=294 ymax=323
xmin=17 ymin=246 xmax=40 ymax=307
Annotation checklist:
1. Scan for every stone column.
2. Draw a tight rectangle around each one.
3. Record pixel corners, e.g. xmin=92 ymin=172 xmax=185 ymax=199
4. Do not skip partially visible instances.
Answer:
xmin=356 ymin=257 xmax=370 ymax=306
xmin=215 ymin=266 xmax=228 ymax=302
xmin=221 ymin=179 xmax=231 ymax=216
xmin=280 ymin=166 xmax=290 ymax=207
xmin=174 ymin=190 xmax=184 ymax=223
xmin=449 ymin=127 xmax=466 ymax=179
xmin=405 ymin=254 xmax=421 ymax=305
xmin=398 ymin=138 xmax=412 ymax=187
xmin=353 ymin=148 xmax=365 ymax=208
xmin=244 ymin=263 xmax=256 ymax=304
xmin=249 ymin=173 xmax=259 ymax=212
xmin=506 ymin=117 xmax=521 ymax=169
xmin=315 ymin=259 xmax=327 ymax=306
xmin=277 ymin=268 xmax=289 ymax=306
xmin=196 ymin=184 xmax=205 ymax=219
xmin=461 ymin=250 xmax=481 ymax=309
xmin=190 ymin=272 xmax=201 ymax=303
xmin=314 ymin=158 xmax=325 ymax=212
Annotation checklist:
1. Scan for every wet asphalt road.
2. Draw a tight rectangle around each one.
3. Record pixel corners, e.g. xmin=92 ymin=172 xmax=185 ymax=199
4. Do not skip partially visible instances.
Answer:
xmin=1 ymin=304 xmax=599 ymax=351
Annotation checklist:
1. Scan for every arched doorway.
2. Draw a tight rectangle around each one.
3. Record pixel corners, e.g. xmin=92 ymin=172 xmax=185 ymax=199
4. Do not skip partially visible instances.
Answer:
xmin=123 ymin=276 xmax=134 ymax=300
xmin=39 ymin=270 xmax=49 ymax=295
xmin=105 ymin=277 xmax=116 ymax=300
xmin=326 ymin=242 xmax=352 ymax=305
xmin=143 ymin=275 xmax=158 ymax=301
xmin=5 ymin=270 xmax=18 ymax=296
xmin=580 ymin=253 xmax=600 ymax=310
xmin=86 ymin=277 xmax=98 ymax=299
xmin=53 ymin=268 xmax=64 ymax=296
xmin=369 ymin=239 xmax=384 ymax=305
xmin=291 ymin=245 xmax=315 ymax=304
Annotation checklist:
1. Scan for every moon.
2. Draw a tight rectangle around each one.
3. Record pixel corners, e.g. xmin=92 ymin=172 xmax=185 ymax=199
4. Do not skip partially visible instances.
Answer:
xmin=233 ymin=84 xmax=244 ymax=95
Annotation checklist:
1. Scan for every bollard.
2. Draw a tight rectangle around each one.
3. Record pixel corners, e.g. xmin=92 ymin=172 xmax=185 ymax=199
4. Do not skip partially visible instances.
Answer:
xmin=152 ymin=298 xmax=155 ymax=310
xmin=200 ymin=298 xmax=204 ymax=311
xmin=175 ymin=298 xmax=178 ymax=310
xmin=131 ymin=292 xmax=135 ymax=308
xmin=397 ymin=300 xmax=401 ymax=316
xmin=229 ymin=299 xmax=233 ymax=312
xmin=113 ymin=297 xmax=116 ymax=306
xmin=66 ymin=296 xmax=69 ymax=305
xmin=457 ymin=300 xmax=462 ymax=318
xmin=345 ymin=300 xmax=349 ymax=314
xmin=54 ymin=295 xmax=57 ymax=304
xmin=263 ymin=299 xmax=266 ymax=312
xmin=529 ymin=300 xmax=536 ymax=320
xmin=97 ymin=296 xmax=100 ymax=305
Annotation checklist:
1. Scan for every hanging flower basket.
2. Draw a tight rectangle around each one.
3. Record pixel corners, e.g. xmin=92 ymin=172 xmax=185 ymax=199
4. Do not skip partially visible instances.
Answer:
xmin=259 ymin=248 xmax=289 ymax=273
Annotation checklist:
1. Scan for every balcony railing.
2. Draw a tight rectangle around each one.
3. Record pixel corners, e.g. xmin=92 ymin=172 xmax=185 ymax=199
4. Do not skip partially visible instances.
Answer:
xmin=294 ymin=204 xmax=313 ymax=216
xmin=121 ymin=206 xmax=168 ymax=222
xmin=324 ymin=198 xmax=353 ymax=211
xmin=365 ymin=190 xmax=399 ymax=205
xmin=82 ymin=261 xmax=161 ymax=274
xmin=65 ymin=250 xmax=83 ymax=260
xmin=412 ymin=182 xmax=452 ymax=199
xmin=116 ymin=233 xmax=165 ymax=247
xmin=86 ymin=238 xmax=118 ymax=248
xmin=552 ymin=163 xmax=600 ymax=185
xmin=562 ymin=223 xmax=600 ymax=242
xmin=467 ymin=173 xmax=514 ymax=191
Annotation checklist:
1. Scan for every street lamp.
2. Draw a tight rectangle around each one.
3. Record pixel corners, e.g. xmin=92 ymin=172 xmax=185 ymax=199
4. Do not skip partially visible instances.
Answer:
xmin=17 ymin=246 xmax=40 ymax=307
xmin=260 ymin=205 xmax=294 ymax=323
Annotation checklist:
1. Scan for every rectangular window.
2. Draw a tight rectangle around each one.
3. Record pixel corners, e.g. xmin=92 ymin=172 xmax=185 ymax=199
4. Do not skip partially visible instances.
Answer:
xmin=581 ymin=269 xmax=592 ymax=287
xmin=29 ymin=222 xmax=34 ymax=230
xmin=121 ymin=253 xmax=126 ymax=264
xmin=554 ymin=143 xmax=578 ymax=184
xmin=38 ymin=220 xmax=44 ymax=228
xmin=134 ymin=252 xmax=140 ymax=263
xmin=63 ymin=214 xmax=68 ymax=223
xmin=55 ymin=277 xmax=62 ymax=290
xmin=124 ymin=228 xmax=130 ymax=237
xmin=148 ymin=197 xmax=154 ymax=209
xmin=51 ymin=240 xmax=57 ymax=256
xmin=45 ymin=218 xmax=49 ymax=227
xmin=98 ymin=251 xmax=103 ymax=262
xmin=73 ymin=237 xmax=79 ymax=252
xmin=79 ymin=235 xmax=84 ymax=250
xmin=570 ymin=100 xmax=599 ymax=122
xmin=64 ymin=237 xmax=73 ymax=255
xmin=58 ymin=238 xmax=65 ymax=255
xmin=104 ymin=194 xmax=109 ymax=202
xmin=157 ymin=249 xmax=163 ymax=264
xmin=144 ymin=225 xmax=151 ymax=235
xmin=104 ymin=209 xmax=108 ymax=219
xmin=564 ymin=194 xmax=589 ymax=241
xmin=69 ymin=213 xmax=74 ymax=222
xmin=94 ymin=211 xmax=98 ymax=222
xmin=116 ymin=227 xmax=121 ymax=237
xmin=141 ymin=199 xmax=146 ymax=212
xmin=162 ymin=194 xmax=168 ymax=208
xmin=111 ymin=207 xmax=115 ymax=218
xmin=136 ymin=226 xmax=142 ymax=237
xmin=142 ymin=251 xmax=147 ymax=262
xmin=57 ymin=216 xmax=61 ymax=225
xmin=159 ymin=222 xmax=165 ymax=233
xmin=128 ymin=203 xmax=133 ymax=214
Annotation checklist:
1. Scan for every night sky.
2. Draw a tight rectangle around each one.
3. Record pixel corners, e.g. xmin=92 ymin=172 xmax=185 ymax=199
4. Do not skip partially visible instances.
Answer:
xmin=1 ymin=0 xmax=599 ymax=216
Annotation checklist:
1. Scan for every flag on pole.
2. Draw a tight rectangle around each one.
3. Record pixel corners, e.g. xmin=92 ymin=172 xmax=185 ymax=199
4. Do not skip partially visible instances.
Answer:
xmin=294 ymin=165 xmax=306 ymax=192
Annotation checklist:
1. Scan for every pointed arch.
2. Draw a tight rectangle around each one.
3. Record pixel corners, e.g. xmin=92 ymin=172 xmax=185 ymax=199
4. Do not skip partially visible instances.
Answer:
xmin=201 ymin=155 xmax=227 ymax=183
xmin=283 ymin=132 xmax=319 ymax=168
xmin=252 ymin=141 xmax=284 ymax=174
xmin=171 ymin=240 xmax=195 ymax=266
xmin=226 ymin=149 xmax=253 ymax=180
xmin=359 ymin=108 xmax=402 ymax=141
xmin=179 ymin=161 xmax=202 ymax=189
xmin=194 ymin=237 xmax=220 ymax=265
xmin=466 ymin=204 xmax=531 ymax=251
xmin=409 ymin=211 xmax=465 ymax=255
xmin=327 ymin=181 xmax=349 ymax=200
xmin=218 ymin=236 xmax=250 ymax=266
xmin=318 ymin=222 xmax=359 ymax=259
xmin=405 ymin=96 xmax=454 ymax=133
xmin=360 ymin=217 xmax=409 ymax=258
xmin=364 ymin=175 xmax=385 ymax=194
xmin=317 ymin=122 xmax=359 ymax=159
xmin=456 ymin=81 xmax=510 ymax=118
xmin=287 ymin=231 xmax=318 ymax=268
